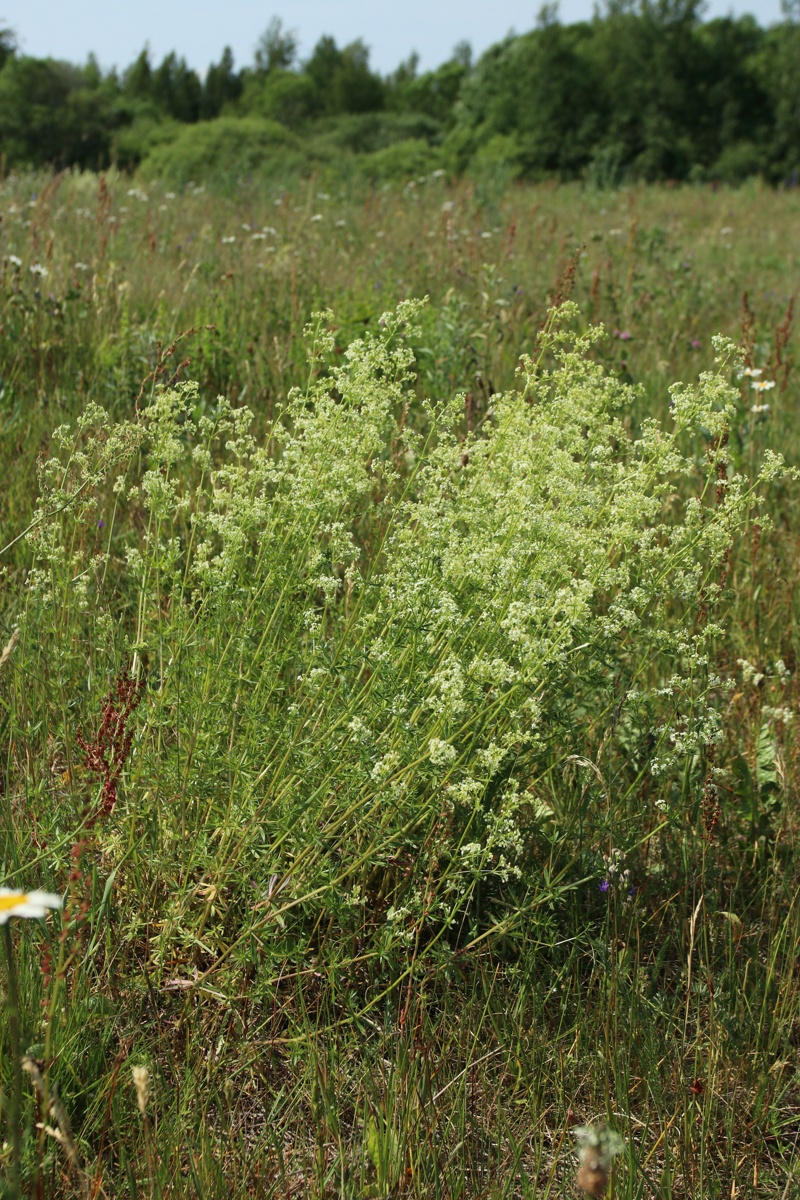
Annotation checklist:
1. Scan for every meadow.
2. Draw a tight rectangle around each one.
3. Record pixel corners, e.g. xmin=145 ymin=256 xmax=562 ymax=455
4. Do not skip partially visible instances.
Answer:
xmin=0 ymin=170 xmax=799 ymax=1198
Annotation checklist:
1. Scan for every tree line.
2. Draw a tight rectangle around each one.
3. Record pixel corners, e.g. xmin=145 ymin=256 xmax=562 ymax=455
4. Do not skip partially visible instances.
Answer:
xmin=1 ymin=1 xmax=799 ymax=184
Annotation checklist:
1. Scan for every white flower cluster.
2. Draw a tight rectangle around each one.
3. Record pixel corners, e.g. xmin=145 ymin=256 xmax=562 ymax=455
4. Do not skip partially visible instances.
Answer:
xmin=20 ymin=298 xmax=783 ymax=947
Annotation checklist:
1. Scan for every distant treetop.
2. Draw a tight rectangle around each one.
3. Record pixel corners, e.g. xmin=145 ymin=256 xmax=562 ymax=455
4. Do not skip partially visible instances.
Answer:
xmin=0 ymin=6 xmax=797 ymax=185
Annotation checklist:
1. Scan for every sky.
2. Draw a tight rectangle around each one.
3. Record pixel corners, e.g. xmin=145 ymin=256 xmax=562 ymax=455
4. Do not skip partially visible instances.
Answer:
xmin=4 ymin=0 xmax=786 ymax=76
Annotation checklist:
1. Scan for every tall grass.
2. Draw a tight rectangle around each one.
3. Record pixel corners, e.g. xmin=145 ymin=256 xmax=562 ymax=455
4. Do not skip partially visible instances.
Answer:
xmin=1 ymin=171 xmax=800 ymax=1197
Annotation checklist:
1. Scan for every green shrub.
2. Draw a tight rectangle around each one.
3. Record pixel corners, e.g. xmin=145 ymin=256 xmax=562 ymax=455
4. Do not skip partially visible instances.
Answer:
xmin=712 ymin=139 xmax=767 ymax=184
xmin=357 ymin=138 xmax=444 ymax=181
xmin=309 ymin=110 xmax=443 ymax=156
xmin=137 ymin=115 xmax=300 ymax=187
xmin=111 ymin=113 xmax=183 ymax=171
xmin=469 ymin=132 xmax=524 ymax=180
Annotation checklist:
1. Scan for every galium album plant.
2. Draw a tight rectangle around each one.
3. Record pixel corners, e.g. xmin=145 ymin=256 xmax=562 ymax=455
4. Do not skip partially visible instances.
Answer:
xmin=10 ymin=300 xmax=785 ymax=990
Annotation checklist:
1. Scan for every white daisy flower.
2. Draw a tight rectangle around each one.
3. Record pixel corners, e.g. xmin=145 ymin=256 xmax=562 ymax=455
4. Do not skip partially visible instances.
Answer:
xmin=0 ymin=889 xmax=62 ymax=924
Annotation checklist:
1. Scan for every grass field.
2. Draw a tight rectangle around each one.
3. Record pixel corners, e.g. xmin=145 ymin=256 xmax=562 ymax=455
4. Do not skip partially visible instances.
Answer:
xmin=1 ymin=170 xmax=800 ymax=1198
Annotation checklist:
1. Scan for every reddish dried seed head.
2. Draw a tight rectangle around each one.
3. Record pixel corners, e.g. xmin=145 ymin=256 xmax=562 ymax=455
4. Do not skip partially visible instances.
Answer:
xmin=76 ymin=671 xmax=143 ymax=827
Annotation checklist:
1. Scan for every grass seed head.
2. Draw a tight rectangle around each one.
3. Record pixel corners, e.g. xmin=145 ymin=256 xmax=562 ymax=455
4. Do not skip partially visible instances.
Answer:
xmin=0 ymin=628 xmax=19 ymax=672
xmin=132 ymin=1064 xmax=150 ymax=1116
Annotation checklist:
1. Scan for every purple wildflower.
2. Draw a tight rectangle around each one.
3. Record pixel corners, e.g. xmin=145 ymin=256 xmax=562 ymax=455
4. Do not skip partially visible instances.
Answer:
xmin=599 ymin=879 xmax=611 ymax=893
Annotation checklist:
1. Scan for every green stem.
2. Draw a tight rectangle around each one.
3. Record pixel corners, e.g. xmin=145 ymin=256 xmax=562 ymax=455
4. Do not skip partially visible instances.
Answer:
xmin=3 ymin=923 xmax=22 ymax=1199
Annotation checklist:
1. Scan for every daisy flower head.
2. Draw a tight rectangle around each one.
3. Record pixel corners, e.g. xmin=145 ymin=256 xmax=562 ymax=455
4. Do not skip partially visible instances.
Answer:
xmin=751 ymin=379 xmax=776 ymax=392
xmin=0 ymin=888 xmax=62 ymax=924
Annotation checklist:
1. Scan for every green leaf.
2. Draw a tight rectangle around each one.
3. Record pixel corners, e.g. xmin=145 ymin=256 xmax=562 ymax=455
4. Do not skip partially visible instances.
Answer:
xmin=731 ymin=754 xmax=756 ymax=820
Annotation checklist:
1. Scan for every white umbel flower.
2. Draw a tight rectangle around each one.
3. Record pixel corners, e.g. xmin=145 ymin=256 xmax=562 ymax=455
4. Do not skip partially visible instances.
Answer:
xmin=0 ymin=889 xmax=62 ymax=924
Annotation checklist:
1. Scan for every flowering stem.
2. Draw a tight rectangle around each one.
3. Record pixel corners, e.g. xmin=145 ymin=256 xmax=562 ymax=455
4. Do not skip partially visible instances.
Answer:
xmin=36 ymin=918 xmax=68 ymax=1186
xmin=3 ymin=923 xmax=23 ymax=1198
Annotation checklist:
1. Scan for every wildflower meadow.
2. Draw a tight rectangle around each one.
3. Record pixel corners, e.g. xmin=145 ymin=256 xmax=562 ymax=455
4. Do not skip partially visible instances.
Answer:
xmin=0 ymin=170 xmax=799 ymax=1197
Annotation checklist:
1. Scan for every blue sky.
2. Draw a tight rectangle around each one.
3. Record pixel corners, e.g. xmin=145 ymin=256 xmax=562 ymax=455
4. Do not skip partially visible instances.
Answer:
xmin=5 ymin=0 xmax=786 ymax=75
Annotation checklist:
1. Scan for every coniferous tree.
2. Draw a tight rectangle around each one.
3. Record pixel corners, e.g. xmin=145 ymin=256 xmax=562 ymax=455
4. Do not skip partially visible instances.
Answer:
xmin=201 ymin=46 xmax=242 ymax=119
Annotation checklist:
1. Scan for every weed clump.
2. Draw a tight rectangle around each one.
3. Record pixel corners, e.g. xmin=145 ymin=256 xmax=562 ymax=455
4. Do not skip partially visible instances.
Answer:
xmin=1 ymin=297 xmax=796 ymax=1194
xmin=17 ymin=300 xmax=779 ymax=955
